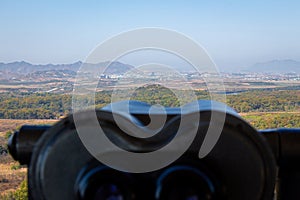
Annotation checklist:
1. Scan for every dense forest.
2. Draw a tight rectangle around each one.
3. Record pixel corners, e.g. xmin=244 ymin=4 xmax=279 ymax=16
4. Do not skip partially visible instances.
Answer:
xmin=243 ymin=113 xmax=300 ymax=129
xmin=0 ymin=86 xmax=299 ymax=128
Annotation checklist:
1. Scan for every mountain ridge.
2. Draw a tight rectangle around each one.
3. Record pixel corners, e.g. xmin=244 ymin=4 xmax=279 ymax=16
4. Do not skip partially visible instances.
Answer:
xmin=0 ymin=61 xmax=134 ymax=75
xmin=1 ymin=59 xmax=299 ymax=75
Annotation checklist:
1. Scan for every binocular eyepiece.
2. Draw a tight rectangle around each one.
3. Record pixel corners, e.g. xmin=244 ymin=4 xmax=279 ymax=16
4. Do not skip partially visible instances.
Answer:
xmin=7 ymin=100 xmax=300 ymax=200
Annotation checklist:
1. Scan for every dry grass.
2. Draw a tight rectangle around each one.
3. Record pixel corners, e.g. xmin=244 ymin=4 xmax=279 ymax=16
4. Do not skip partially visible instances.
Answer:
xmin=0 ymin=162 xmax=27 ymax=195
xmin=0 ymin=119 xmax=57 ymax=196
xmin=0 ymin=119 xmax=57 ymax=133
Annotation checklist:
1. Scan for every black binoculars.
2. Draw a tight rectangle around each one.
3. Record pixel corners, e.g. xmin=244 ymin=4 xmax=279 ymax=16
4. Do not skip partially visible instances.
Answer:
xmin=8 ymin=100 xmax=300 ymax=200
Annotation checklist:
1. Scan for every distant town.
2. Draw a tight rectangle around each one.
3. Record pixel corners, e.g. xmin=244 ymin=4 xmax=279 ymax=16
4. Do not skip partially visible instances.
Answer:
xmin=0 ymin=60 xmax=299 ymax=94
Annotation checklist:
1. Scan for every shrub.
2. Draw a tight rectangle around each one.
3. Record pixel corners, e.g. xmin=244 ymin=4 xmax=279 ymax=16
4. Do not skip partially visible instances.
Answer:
xmin=14 ymin=180 xmax=28 ymax=200
xmin=11 ymin=164 xmax=21 ymax=170
xmin=0 ymin=180 xmax=28 ymax=200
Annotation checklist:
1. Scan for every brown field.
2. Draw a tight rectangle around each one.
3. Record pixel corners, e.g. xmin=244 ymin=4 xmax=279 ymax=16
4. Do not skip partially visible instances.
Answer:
xmin=0 ymin=119 xmax=58 ymax=196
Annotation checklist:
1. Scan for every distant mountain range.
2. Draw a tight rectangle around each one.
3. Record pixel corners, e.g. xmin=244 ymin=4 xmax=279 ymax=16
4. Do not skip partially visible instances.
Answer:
xmin=0 ymin=61 xmax=82 ymax=74
xmin=0 ymin=61 xmax=134 ymax=76
xmin=0 ymin=59 xmax=299 ymax=76
xmin=245 ymin=59 xmax=300 ymax=73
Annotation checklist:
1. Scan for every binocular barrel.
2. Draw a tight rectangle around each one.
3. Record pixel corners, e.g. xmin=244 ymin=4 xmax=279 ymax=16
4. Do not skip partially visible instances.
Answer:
xmin=8 ymin=125 xmax=51 ymax=165
xmin=260 ymin=128 xmax=300 ymax=168
xmin=260 ymin=128 xmax=300 ymax=200
xmin=8 ymin=125 xmax=300 ymax=167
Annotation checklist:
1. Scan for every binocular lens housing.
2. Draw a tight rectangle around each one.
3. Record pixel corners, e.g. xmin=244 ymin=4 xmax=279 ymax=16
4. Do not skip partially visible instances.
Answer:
xmin=7 ymin=100 xmax=300 ymax=199
xmin=156 ymin=165 xmax=216 ymax=200
xmin=76 ymin=166 xmax=136 ymax=200
xmin=76 ymin=161 xmax=217 ymax=200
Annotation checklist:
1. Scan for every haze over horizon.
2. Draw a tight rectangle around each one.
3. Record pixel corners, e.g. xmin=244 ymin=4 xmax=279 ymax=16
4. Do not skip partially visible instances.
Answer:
xmin=1 ymin=1 xmax=300 ymax=70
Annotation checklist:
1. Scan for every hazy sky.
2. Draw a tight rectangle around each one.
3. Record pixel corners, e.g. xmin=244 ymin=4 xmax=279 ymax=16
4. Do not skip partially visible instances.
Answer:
xmin=0 ymin=0 xmax=299 ymax=69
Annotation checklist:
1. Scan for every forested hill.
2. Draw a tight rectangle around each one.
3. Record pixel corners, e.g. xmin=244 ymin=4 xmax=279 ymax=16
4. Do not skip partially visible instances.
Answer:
xmin=0 ymin=89 xmax=299 ymax=119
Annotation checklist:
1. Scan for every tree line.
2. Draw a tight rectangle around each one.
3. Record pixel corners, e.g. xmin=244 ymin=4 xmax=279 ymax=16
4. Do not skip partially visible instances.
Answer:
xmin=0 ymin=87 xmax=299 ymax=119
